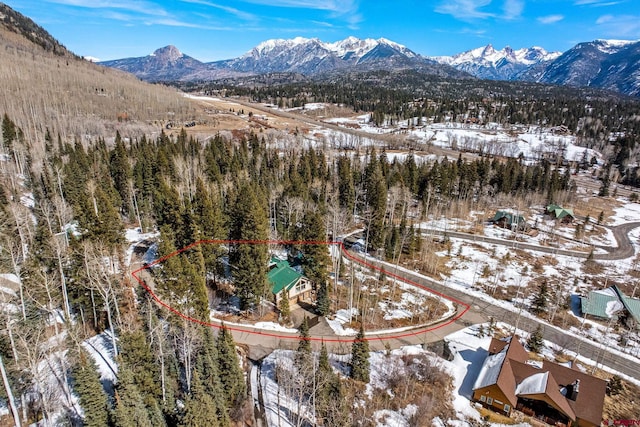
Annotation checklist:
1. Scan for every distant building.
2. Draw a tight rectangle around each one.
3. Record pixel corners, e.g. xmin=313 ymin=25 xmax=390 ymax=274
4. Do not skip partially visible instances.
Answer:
xmin=546 ymin=204 xmax=575 ymax=224
xmin=473 ymin=335 xmax=605 ymax=427
xmin=490 ymin=210 xmax=527 ymax=231
xmin=268 ymin=256 xmax=313 ymax=307
xmin=581 ymin=285 xmax=640 ymax=330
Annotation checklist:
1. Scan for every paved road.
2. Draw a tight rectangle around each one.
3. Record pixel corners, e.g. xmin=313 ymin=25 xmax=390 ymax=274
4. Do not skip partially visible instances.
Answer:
xmin=351 ymin=253 xmax=640 ymax=381
xmin=421 ymin=221 xmax=640 ymax=261
xmin=220 ymin=250 xmax=640 ymax=380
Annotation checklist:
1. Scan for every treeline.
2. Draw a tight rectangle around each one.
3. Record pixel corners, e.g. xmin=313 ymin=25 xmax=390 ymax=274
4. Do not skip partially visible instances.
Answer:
xmin=179 ymin=71 xmax=640 ymax=186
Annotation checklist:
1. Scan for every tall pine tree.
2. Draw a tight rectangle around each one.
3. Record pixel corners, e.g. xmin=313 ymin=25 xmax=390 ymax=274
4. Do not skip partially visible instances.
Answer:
xmin=228 ymin=183 xmax=269 ymax=309
xmin=71 ymin=350 xmax=109 ymax=427
xmin=350 ymin=325 xmax=370 ymax=383
xmin=215 ymin=325 xmax=246 ymax=410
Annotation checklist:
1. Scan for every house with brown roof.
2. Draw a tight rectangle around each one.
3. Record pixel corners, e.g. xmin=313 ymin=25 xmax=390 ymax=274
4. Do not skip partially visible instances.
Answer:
xmin=472 ymin=335 xmax=606 ymax=427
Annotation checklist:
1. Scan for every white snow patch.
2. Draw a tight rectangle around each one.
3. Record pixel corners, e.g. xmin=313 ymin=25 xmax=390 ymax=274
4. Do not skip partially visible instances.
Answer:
xmin=515 ymin=371 xmax=548 ymax=395
xmin=82 ymin=331 xmax=118 ymax=382
xmin=326 ymin=308 xmax=358 ymax=336
xmin=253 ymin=322 xmax=299 ymax=333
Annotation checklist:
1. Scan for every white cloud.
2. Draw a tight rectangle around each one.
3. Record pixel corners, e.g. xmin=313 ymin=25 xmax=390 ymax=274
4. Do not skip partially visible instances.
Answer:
xmin=595 ymin=14 xmax=640 ymax=37
xmin=575 ymin=0 xmax=623 ymax=6
xmin=596 ymin=14 xmax=614 ymax=23
xmin=435 ymin=0 xmax=524 ymax=21
xmin=43 ymin=0 xmax=168 ymax=17
xmin=241 ymin=0 xmax=358 ymax=14
xmin=180 ymin=0 xmax=258 ymax=21
xmin=537 ymin=14 xmax=564 ymax=24
xmin=239 ymin=0 xmax=361 ymax=28
xmin=435 ymin=0 xmax=494 ymax=20
xmin=503 ymin=0 xmax=524 ymax=20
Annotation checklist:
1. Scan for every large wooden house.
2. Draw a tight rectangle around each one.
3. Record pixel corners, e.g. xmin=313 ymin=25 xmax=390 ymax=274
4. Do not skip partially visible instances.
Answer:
xmin=473 ymin=335 xmax=605 ymax=427
xmin=546 ymin=204 xmax=575 ymax=224
xmin=268 ymin=256 xmax=313 ymax=307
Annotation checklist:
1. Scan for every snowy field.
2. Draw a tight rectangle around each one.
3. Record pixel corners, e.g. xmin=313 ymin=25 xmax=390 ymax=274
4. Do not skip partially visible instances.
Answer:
xmin=318 ymin=112 xmax=602 ymax=165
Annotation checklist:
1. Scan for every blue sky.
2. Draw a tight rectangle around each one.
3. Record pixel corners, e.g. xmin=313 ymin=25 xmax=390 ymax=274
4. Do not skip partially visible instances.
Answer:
xmin=8 ymin=0 xmax=640 ymax=61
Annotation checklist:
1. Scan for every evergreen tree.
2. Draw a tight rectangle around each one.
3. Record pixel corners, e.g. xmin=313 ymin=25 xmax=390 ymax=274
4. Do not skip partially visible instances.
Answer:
xmin=296 ymin=317 xmax=312 ymax=367
xmin=196 ymin=328 xmax=230 ymax=426
xmin=298 ymin=210 xmax=332 ymax=315
xmin=350 ymin=325 xmax=370 ymax=383
xmin=1 ymin=113 xmax=17 ymax=155
xmin=193 ymin=177 xmax=224 ymax=274
xmin=71 ymin=350 xmax=109 ymax=427
xmin=216 ymin=325 xmax=246 ymax=409
xmin=228 ymin=184 xmax=269 ymax=309
xmin=316 ymin=282 xmax=330 ymax=316
xmin=112 ymin=367 xmax=153 ymax=427
xmin=531 ymin=281 xmax=549 ymax=315
xmin=527 ymin=326 xmax=544 ymax=353
xmin=364 ymin=150 xmax=387 ymax=250
xmin=279 ymin=289 xmax=291 ymax=323
xmin=599 ymin=164 xmax=611 ymax=197
xmin=181 ymin=370 xmax=221 ymax=427
xmin=118 ymin=330 xmax=161 ymax=402
xmin=607 ymin=375 xmax=623 ymax=396
xmin=110 ymin=131 xmax=132 ymax=217
xmin=337 ymin=156 xmax=355 ymax=214
xmin=315 ymin=342 xmax=347 ymax=426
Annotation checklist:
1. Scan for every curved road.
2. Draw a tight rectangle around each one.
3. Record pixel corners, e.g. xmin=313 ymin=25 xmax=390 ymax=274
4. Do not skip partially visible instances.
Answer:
xmin=181 ymin=99 xmax=640 ymax=377
xmin=421 ymin=221 xmax=640 ymax=261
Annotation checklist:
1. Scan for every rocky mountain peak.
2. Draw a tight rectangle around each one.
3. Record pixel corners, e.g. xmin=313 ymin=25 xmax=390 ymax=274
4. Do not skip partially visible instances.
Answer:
xmin=152 ymin=45 xmax=183 ymax=62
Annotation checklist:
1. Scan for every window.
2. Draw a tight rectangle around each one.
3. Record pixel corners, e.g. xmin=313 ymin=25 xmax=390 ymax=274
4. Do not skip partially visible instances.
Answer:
xmin=479 ymin=395 xmax=486 ymax=402
xmin=504 ymin=404 xmax=511 ymax=413
xmin=486 ymin=397 xmax=493 ymax=405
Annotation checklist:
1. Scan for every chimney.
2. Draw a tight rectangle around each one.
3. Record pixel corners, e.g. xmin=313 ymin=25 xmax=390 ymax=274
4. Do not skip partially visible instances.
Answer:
xmin=570 ymin=379 xmax=580 ymax=401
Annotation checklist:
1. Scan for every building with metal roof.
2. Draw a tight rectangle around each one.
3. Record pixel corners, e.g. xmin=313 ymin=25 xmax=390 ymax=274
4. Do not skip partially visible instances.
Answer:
xmin=581 ymin=285 xmax=640 ymax=329
xmin=546 ymin=204 xmax=575 ymax=223
xmin=490 ymin=210 xmax=527 ymax=230
xmin=267 ymin=256 xmax=313 ymax=307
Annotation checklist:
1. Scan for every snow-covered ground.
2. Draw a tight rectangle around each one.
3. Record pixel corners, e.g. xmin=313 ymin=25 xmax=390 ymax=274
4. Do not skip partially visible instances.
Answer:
xmin=324 ymin=257 xmax=457 ymax=336
xmin=82 ymin=330 xmax=118 ymax=383
xmin=319 ymin=113 xmax=602 ymax=165
xmin=610 ymin=201 xmax=640 ymax=226
xmin=124 ymin=227 xmax=160 ymax=266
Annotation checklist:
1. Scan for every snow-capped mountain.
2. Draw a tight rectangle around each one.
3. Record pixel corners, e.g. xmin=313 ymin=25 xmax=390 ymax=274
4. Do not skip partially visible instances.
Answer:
xmin=99 ymin=37 xmax=466 ymax=81
xmin=432 ymin=44 xmax=561 ymax=80
xmin=214 ymin=36 xmax=430 ymax=74
xmin=528 ymin=39 xmax=640 ymax=96
xmin=99 ymin=37 xmax=640 ymax=96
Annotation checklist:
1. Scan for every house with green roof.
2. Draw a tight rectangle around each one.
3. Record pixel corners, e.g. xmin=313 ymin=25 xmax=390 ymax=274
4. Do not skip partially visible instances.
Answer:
xmin=268 ymin=256 xmax=312 ymax=307
xmin=546 ymin=204 xmax=575 ymax=224
xmin=581 ymin=286 xmax=640 ymax=330
xmin=490 ymin=210 xmax=527 ymax=231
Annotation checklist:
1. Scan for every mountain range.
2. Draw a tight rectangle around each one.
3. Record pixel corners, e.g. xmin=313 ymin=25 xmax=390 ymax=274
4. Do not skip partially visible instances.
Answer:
xmin=431 ymin=44 xmax=562 ymax=81
xmin=99 ymin=37 xmax=469 ymax=82
xmin=100 ymin=36 xmax=640 ymax=97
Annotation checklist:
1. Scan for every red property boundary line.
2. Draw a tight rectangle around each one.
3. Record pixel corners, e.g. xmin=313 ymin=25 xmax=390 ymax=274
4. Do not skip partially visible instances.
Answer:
xmin=131 ymin=239 xmax=470 ymax=343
